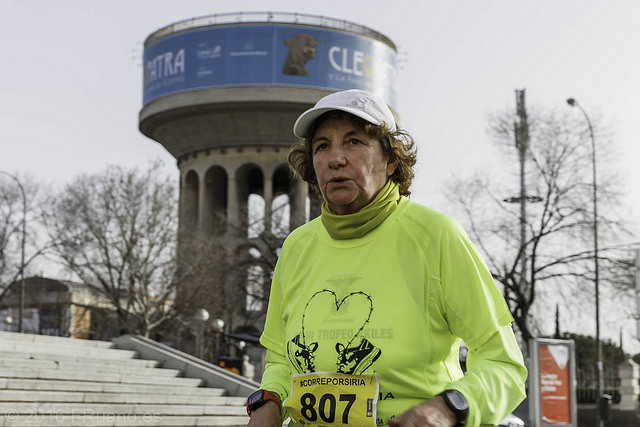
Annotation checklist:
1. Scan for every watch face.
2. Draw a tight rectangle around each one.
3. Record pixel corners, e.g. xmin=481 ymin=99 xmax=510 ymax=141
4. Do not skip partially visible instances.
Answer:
xmin=248 ymin=390 xmax=264 ymax=407
xmin=446 ymin=390 xmax=467 ymax=410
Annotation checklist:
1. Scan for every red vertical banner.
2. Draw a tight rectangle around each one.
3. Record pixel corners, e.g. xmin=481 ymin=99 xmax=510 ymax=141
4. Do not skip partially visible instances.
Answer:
xmin=539 ymin=343 xmax=571 ymax=424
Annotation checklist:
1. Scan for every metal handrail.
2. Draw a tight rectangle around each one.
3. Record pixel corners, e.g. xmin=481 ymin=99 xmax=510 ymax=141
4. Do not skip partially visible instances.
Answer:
xmin=112 ymin=334 xmax=259 ymax=396
xmin=145 ymin=11 xmax=396 ymax=51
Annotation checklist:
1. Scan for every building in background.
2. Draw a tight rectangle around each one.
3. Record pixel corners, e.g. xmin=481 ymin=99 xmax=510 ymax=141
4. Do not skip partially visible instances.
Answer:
xmin=0 ymin=276 xmax=119 ymax=339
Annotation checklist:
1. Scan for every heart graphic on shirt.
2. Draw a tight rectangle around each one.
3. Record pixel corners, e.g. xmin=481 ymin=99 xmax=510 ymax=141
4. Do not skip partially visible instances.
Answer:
xmin=287 ymin=289 xmax=381 ymax=374
xmin=304 ymin=289 xmax=372 ymax=334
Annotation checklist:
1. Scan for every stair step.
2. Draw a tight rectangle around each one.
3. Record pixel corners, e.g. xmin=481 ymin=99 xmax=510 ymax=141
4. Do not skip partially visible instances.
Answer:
xmin=0 ymin=341 xmax=137 ymax=359
xmin=0 ymin=350 xmax=157 ymax=367
xmin=0 ymin=402 xmax=247 ymax=416
xmin=0 ymin=358 xmax=176 ymax=376
xmin=0 ymin=352 xmax=157 ymax=367
xmin=0 ymin=378 xmax=223 ymax=395
xmin=0 ymin=390 xmax=246 ymax=405
xmin=0 ymin=368 xmax=202 ymax=387
xmin=0 ymin=414 xmax=248 ymax=426
xmin=0 ymin=331 xmax=113 ymax=348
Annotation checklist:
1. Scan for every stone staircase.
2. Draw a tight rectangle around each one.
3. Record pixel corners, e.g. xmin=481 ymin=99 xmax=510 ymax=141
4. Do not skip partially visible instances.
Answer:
xmin=0 ymin=331 xmax=250 ymax=426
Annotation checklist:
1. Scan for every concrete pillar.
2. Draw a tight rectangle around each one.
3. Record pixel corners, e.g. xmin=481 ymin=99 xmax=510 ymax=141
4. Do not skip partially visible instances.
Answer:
xmin=181 ymin=170 xmax=199 ymax=238
xmin=618 ymin=358 xmax=639 ymax=410
xmin=227 ymin=176 xmax=239 ymax=231
xmin=197 ymin=173 xmax=207 ymax=233
xmin=290 ymin=180 xmax=308 ymax=230
xmin=264 ymin=176 xmax=273 ymax=236
xmin=310 ymin=190 xmax=323 ymax=220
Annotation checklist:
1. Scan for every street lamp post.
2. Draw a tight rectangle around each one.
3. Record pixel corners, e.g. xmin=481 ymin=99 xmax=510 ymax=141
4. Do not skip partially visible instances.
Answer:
xmin=194 ymin=308 xmax=210 ymax=359
xmin=567 ymin=97 xmax=603 ymax=427
xmin=0 ymin=171 xmax=26 ymax=333
xmin=212 ymin=318 xmax=225 ymax=364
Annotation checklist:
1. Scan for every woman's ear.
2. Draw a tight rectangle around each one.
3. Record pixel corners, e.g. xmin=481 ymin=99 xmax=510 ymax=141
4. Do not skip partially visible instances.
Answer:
xmin=386 ymin=160 xmax=398 ymax=177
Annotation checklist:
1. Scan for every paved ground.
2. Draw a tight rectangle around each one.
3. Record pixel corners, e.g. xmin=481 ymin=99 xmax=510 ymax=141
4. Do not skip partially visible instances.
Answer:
xmin=511 ymin=402 xmax=639 ymax=426
xmin=577 ymin=405 xmax=640 ymax=427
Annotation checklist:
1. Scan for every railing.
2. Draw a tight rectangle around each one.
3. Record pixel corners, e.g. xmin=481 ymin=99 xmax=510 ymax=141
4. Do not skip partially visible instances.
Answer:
xmin=112 ymin=334 xmax=259 ymax=396
xmin=576 ymin=365 xmax=621 ymax=404
xmin=145 ymin=11 xmax=396 ymax=50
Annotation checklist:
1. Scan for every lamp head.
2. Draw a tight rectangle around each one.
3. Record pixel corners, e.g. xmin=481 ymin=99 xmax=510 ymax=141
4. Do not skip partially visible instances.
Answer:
xmin=566 ymin=98 xmax=577 ymax=106
xmin=213 ymin=318 xmax=225 ymax=333
xmin=195 ymin=308 xmax=210 ymax=322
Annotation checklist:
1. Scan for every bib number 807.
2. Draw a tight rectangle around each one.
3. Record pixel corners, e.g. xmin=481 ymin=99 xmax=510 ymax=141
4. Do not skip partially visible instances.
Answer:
xmin=300 ymin=392 xmax=356 ymax=424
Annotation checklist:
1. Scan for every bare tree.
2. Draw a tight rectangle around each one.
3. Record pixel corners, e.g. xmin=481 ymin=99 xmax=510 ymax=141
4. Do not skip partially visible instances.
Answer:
xmin=444 ymin=106 xmax=634 ymax=348
xmin=0 ymin=175 xmax=48 ymax=300
xmin=176 ymin=194 xmax=289 ymax=334
xmin=43 ymin=163 xmax=179 ymax=336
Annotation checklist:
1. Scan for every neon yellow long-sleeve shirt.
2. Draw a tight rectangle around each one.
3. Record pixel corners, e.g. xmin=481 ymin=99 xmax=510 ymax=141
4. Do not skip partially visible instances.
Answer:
xmin=260 ymin=197 xmax=527 ymax=426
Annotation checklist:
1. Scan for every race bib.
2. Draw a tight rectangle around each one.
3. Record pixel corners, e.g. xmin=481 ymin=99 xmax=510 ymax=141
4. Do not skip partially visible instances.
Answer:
xmin=284 ymin=372 xmax=379 ymax=426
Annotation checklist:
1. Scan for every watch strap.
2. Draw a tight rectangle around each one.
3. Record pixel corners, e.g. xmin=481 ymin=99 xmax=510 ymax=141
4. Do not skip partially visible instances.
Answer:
xmin=439 ymin=389 xmax=468 ymax=425
xmin=246 ymin=389 xmax=281 ymax=416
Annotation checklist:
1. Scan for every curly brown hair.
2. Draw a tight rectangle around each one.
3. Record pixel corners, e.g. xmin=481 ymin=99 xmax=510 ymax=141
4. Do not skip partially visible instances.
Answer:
xmin=288 ymin=111 xmax=417 ymax=196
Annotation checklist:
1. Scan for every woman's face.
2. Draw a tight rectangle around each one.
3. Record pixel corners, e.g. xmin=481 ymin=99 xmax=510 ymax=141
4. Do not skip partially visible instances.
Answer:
xmin=311 ymin=115 xmax=397 ymax=215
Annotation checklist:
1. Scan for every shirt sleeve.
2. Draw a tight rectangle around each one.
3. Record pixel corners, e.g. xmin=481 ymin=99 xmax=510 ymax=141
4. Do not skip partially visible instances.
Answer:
xmin=438 ymin=219 xmax=528 ymax=425
xmin=258 ymin=256 xmax=291 ymax=419
xmin=449 ymin=324 xmax=528 ymax=426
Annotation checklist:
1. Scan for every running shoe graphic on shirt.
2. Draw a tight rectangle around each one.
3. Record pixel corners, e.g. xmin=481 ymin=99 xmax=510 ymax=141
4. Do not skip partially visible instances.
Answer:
xmin=336 ymin=337 xmax=381 ymax=374
xmin=287 ymin=333 xmax=318 ymax=373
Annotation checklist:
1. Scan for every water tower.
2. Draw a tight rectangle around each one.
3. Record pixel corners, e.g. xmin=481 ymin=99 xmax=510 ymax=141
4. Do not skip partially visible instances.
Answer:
xmin=138 ymin=12 xmax=398 ymax=331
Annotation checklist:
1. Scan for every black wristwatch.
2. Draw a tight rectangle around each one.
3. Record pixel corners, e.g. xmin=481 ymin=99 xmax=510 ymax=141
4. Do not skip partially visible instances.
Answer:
xmin=439 ymin=389 xmax=469 ymax=425
xmin=246 ymin=389 xmax=281 ymax=416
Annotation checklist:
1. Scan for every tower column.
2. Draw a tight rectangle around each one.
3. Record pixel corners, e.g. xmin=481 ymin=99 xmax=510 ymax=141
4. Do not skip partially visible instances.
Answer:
xmin=227 ymin=175 xmax=240 ymax=232
xmin=263 ymin=176 xmax=273 ymax=235
xmin=197 ymin=172 xmax=207 ymax=234
xmin=290 ymin=180 xmax=308 ymax=230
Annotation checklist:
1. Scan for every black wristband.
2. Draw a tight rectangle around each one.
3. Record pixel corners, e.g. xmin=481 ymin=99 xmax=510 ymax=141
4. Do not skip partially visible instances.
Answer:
xmin=439 ymin=389 xmax=469 ymax=425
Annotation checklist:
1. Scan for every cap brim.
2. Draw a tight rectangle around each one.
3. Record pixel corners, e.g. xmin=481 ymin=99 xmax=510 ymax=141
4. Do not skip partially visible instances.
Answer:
xmin=293 ymin=106 xmax=383 ymax=139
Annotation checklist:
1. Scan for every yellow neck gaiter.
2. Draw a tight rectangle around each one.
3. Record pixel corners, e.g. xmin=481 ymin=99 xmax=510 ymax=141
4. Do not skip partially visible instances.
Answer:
xmin=321 ymin=180 xmax=401 ymax=240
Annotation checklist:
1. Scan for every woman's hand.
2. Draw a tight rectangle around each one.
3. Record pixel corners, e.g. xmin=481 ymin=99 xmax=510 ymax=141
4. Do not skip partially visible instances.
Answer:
xmin=387 ymin=396 xmax=457 ymax=427
xmin=246 ymin=401 xmax=282 ymax=427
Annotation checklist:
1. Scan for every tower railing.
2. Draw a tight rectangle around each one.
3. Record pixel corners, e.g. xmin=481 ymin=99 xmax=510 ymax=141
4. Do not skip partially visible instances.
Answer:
xmin=145 ymin=11 xmax=396 ymax=51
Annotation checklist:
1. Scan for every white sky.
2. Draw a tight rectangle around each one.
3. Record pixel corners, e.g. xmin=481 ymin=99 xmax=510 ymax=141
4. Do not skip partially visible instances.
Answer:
xmin=1 ymin=0 xmax=639 ymax=352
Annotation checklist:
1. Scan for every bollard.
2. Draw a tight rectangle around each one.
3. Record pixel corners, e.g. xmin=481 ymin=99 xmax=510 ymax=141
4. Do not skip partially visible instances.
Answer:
xmin=598 ymin=394 xmax=612 ymax=421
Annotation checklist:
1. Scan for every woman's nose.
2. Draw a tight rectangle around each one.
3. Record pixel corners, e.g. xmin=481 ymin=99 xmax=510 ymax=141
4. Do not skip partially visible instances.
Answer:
xmin=327 ymin=145 xmax=347 ymax=168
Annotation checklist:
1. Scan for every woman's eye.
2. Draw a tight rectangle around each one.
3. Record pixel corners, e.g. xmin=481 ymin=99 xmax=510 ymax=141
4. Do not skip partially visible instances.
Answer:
xmin=314 ymin=143 xmax=328 ymax=152
xmin=348 ymin=138 xmax=363 ymax=145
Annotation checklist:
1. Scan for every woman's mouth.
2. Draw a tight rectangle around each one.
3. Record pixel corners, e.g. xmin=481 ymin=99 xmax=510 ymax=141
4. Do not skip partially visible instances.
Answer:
xmin=329 ymin=177 xmax=349 ymax=183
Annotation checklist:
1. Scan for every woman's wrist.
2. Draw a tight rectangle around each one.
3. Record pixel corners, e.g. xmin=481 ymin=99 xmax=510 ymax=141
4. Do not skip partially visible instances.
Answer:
xmin=247 ymin=401 xmax=282 ymax=426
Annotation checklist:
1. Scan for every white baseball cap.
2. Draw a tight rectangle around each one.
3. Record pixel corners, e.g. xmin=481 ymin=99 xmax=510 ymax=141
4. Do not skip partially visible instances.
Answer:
xmin=293 ymin=89 xmax=397 ymax=138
